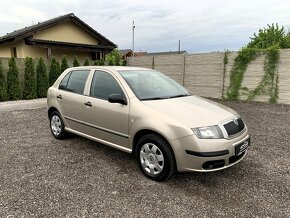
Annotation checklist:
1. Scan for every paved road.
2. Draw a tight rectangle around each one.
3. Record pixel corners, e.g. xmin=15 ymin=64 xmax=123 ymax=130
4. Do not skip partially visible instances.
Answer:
xmin=0 ymin=100 xmax=289 ymax=217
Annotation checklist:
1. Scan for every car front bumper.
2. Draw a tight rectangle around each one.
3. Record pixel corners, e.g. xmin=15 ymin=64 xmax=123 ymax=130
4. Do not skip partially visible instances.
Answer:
xmin=170 ymin=128 xmax=250 ymax=172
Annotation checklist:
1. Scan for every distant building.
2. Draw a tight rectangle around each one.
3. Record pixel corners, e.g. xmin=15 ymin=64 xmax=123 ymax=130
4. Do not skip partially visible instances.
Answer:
xmin=119 ymin=49 xmax=133 ymax=59
xmin=134 ymin=51 xmax=148 ymax=57
xmin=0 ymin=13 xmax=116 ymax=61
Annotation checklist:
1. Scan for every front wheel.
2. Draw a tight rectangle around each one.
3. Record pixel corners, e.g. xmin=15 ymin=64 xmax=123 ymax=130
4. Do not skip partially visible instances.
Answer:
xmin=49 ymin=111 xmax=67 ymax=139
xmin=136 ymin=134 xmax=176 ymax=181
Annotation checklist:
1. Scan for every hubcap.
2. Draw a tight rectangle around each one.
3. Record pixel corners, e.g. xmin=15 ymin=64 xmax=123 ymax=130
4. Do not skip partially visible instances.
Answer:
xmin=140 ymin=143 xmax=164 ymax=175
xmin=51 ymin=115 xmax=62 ymax=136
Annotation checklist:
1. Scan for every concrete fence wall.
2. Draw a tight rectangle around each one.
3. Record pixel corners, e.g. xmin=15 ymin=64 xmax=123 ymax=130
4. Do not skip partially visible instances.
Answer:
xmin=128 ymin=50 xmax=290 ymax=105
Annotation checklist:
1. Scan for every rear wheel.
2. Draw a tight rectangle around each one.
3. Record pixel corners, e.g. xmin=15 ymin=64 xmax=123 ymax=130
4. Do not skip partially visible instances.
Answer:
xmin=136 ymin=134 xmax=176 ymax=181
xmin=49 ymin=111 xmax=67 ymax=139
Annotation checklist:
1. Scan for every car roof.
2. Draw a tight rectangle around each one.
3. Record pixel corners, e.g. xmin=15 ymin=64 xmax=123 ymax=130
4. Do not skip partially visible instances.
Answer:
xmin=66 ymin=66 xmax=153 ymax=72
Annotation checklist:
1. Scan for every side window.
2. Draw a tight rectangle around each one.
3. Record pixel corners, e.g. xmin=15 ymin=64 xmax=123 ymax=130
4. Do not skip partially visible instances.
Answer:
xmin=59 ymin=72 xmax=71 ymax=90
xmin=90 ymin=71 xmax=124 ymax=100
xmin=59 ymin=70 xmax=90 ymax=94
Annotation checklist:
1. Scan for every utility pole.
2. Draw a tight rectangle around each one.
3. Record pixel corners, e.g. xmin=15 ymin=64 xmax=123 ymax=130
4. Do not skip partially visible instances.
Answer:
xmin=132 ymin=20 xmax=135 ymax=57
xmin=178 ymin=40 xmax=181 ymax=54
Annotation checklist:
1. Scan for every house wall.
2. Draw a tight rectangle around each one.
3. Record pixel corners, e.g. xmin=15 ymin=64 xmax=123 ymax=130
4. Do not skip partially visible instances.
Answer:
xmin=0 ymin=21 xmax=101 ymax=59
xmin=0 ymin=41 xmax=26 ymax=58
xmin=0 ymin=39 xmax=99 ymax=61
xmin=0 ymin=44 xmax=12 ymax=57
xmin=33 ymin=21 xmax=98 ymax=45
xmin=51 ymin=49 xmax=93 ymax=63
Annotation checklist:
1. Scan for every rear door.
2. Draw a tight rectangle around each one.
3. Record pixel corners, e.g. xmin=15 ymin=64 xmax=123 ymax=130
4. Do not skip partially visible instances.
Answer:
xmin=55 ymin=70 xmax=90 ymax=132
xmin=82 ymin=70 xmax=130 ymax=149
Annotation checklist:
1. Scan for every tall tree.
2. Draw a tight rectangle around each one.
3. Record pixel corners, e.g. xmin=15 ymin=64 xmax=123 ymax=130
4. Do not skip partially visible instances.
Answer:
xmin=61 ymin=55 xmax=69 ymax=72
xmin=73 ymin=56 xmax=80 ymax=67
xmin=83 ymin=57 xmax=90 ymax=66
xmin=23 ymin=57 xmax=36 ymax=99
xmin=49 ymin=57 xmax=61 ymax=86
xmin=36 ymin=57 xmax=49 ymax=98
xmin=6 ymin=57 xmax=21 ymax=100
xmin=0 ymin=60 xmax=7 ymax=101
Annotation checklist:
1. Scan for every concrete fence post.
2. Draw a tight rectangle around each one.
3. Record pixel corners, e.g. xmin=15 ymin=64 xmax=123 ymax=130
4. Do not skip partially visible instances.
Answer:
xmin=219 ymin=52 xmax=226 ymax=99
xmin=181 ymin=54 xmax=186 ymax=86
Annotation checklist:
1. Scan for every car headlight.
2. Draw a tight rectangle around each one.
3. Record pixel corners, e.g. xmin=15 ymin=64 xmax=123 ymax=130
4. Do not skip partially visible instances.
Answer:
xmin=192 ymin=125 xmax=223 ymax=139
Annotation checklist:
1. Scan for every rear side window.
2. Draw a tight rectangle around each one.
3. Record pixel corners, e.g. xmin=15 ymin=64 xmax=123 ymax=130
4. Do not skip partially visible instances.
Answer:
xmin=59 ymin=70 xmax=90 ymax=94
xmin=90 ymin=71 xmax=123 ymax=100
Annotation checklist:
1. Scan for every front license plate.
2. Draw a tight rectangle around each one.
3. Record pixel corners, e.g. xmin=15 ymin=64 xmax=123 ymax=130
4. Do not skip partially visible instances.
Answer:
xmin=235 ymin=137 xmax=250 ymax=156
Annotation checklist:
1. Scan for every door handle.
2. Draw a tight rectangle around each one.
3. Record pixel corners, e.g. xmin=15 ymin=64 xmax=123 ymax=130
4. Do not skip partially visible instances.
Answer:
xmin=57 ymin=95 xmax=62 ymax=99
xmin=84 ymin=101 xmax=92 ymax=107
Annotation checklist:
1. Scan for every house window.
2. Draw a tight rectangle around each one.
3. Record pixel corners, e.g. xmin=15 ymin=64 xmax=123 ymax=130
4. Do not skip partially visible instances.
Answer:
xmin=47 ymin=48 xmax=51 ymax=59
xmin=11 ymin=47 xmax=17 ymax=58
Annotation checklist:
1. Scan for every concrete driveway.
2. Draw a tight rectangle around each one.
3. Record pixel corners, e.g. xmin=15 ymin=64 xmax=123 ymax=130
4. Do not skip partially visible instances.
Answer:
xmin=0 ymin=100 xmax=289 ymax=217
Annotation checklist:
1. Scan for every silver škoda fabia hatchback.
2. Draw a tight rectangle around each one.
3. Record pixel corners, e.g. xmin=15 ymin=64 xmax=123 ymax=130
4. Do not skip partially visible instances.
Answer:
xmin=47 ymin=66 xmax=250 ymax=181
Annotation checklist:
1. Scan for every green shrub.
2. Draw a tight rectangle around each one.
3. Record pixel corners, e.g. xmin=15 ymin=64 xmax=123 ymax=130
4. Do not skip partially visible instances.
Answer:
xmin=108 ymin=59 xmax=114 ymax=66
xmin=247 ymin=23 xmax=290 ymax=49
xmin=6 ymin=57 xmax=21 ymax=100
xmin=73 ymin=56 xmax=80 ymax=67
xmin=106 ymin=49 xmax=121 ymax=65
xmin=122 ymin=59 xmax=127 ymax=66
xmin=93 ymin=60 xmax=100 ymax=66
xmin=0 ymin=60 xmax=7 ymax=101
xmin=49 ymin=57 xmax=61 ymax=86
xmin=23 ymin=57 xmax=36 ymax=99
xmin=99 ymin=59 xmax=105 ymax=66
xmin=83 ymin=57 xmax=90 ymax=66
xmin=61 ymin=55 xmax=69 ymax=72
xmin=36 ymin=57 xmax=49 ymax=98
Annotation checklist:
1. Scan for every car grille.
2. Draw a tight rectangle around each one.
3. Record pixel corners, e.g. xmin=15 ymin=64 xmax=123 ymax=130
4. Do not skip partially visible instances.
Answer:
xmin=223 ymin=118 xmax=245 ymax=137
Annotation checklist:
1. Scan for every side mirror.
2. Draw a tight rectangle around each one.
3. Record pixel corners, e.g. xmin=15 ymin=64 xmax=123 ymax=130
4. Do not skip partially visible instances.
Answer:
xmin=108 ymin=94 xmax=127 ymax=105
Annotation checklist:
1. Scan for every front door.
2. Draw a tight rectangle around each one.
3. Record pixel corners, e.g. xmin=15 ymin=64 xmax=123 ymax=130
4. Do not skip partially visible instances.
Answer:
xmin=83 ymin=70 xmax=129 ymax=149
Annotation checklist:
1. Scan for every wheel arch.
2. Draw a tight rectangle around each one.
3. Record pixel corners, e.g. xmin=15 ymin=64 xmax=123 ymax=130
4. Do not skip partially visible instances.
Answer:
xmin=48 ymin=107 xmax=59 ymax=118
xmin=132 ymin=129 xmax=176 ymax=163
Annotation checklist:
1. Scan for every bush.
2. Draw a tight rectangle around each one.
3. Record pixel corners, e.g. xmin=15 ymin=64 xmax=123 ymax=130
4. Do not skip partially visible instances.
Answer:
xmin=36 ymin=57 xmax=49 ymax=98
xmin=247 ymin=23 xmax=290 ymax=49
xmin=93 ymin=60 xmax=100 ymax=66
xmin=6 ymin=57 xmax=21 ymax=100
xmin=0 ymin=60 xmax=7 ymax=101
xmin=73 ymin=56 xmax=80 ymax=67
xmin=106 ymin=49 xmax=121 ymax=65
xmin=49 ymin=57 xmax=61 ymax=86
xmin=122 ymin=59 xmax=127 ymax=66
xmin=61 ymin=55 xmax=69 ymax=72
xmin=83 ymin=57 xmax=90 ymax=66
xmin=99 ymin=59 xmax=105 ymax=66
xmin=23 ymin=57 xmax=36 ymax=99
xmin=108 ymin=59 xmax=114 ymax=66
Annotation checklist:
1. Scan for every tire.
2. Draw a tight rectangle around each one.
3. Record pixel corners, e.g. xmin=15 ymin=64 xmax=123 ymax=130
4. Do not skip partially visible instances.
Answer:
xmin=136 ymin=134 xmax=176 ymax=181
xmin=49 ymin=111 xmax=67 ymax=140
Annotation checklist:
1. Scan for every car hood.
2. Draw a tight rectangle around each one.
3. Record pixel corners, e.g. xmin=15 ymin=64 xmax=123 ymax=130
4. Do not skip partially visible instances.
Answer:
xmin=142 ymin=95 xmax=238 ymax=128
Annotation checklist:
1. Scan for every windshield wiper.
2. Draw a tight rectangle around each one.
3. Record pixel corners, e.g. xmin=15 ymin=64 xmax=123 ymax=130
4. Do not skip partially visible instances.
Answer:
xmin=169 ymin=94 xmax=191 ymax=99
xmin=141 ymin=97 xmax=169 ymax=101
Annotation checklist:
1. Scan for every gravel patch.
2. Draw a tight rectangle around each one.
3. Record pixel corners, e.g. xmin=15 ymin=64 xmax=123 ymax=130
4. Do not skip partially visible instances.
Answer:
xmin=0 ymin=100 xmax=289 ymax=217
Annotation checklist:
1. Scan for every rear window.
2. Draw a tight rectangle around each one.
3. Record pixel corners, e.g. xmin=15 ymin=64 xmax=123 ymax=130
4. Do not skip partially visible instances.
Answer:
xmin=59 ymin=70 xmax=90 ymax=94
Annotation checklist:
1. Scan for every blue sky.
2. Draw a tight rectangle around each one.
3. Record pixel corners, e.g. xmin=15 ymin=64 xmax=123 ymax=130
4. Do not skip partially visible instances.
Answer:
xmin=1 ymin=0 xmax=290 ymax=53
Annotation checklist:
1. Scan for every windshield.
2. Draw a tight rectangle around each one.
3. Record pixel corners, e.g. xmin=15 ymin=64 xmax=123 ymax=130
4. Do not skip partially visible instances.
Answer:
xmin=118 ymin=70 xmax=191 ymax=100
